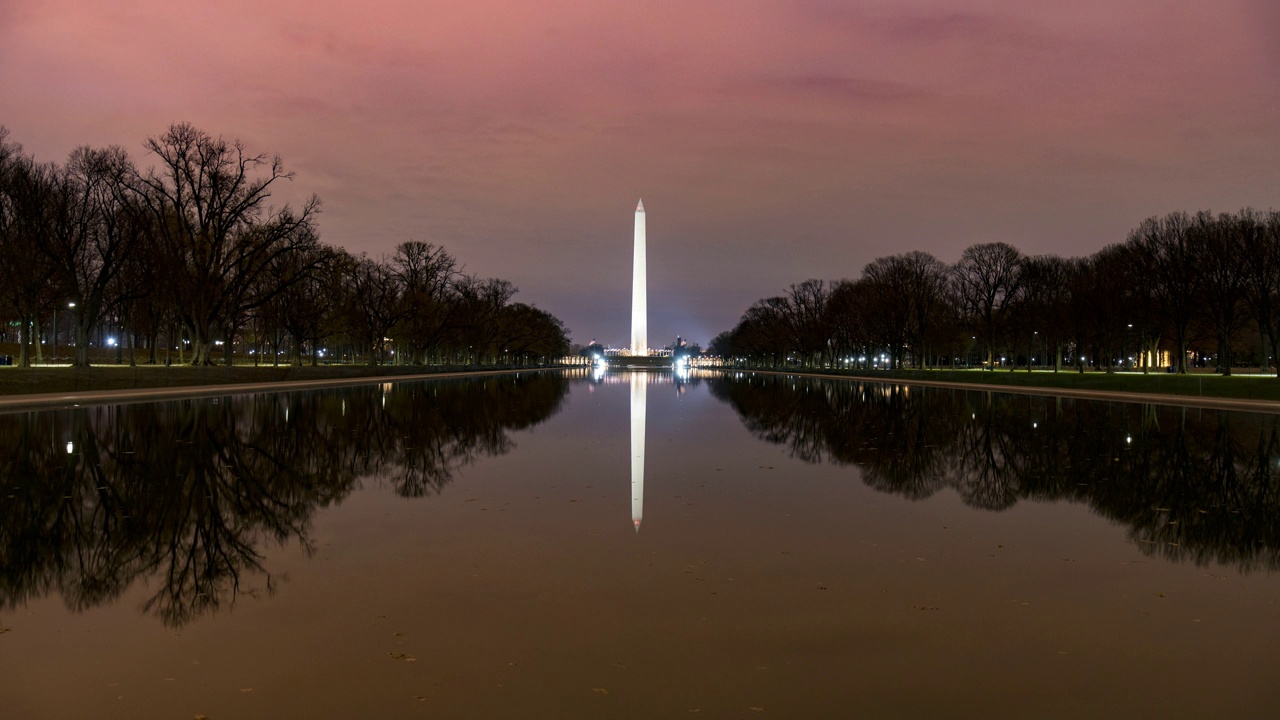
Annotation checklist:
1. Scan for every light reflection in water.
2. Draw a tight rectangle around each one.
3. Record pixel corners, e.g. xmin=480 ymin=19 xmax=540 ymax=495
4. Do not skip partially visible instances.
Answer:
xmin=630 ymin=372 xmax=646 ymax=532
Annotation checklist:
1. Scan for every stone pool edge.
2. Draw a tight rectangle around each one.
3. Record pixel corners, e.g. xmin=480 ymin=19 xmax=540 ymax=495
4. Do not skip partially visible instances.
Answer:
xmin=0 ymin=368 xmax=557 ymax=412
xmin=729 ymin=369 xmax=1280 ymax=415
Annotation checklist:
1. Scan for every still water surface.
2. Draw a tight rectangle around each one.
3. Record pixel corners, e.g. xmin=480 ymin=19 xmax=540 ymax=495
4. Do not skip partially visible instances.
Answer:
xmin=2 ymin=369 xmax=1280 ymax=718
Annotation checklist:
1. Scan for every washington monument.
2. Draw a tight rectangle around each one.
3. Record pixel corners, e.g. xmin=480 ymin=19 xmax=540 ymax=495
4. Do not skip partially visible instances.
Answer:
xmin=630 ymin=199 xmax=647 ymax=356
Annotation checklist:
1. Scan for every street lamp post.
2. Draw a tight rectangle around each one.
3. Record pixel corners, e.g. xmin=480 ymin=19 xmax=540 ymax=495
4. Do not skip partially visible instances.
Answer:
xmin=51 ymin=301 xmax=76 ymax=366
xmin=67 ymin=302 xmax=76 ymax=365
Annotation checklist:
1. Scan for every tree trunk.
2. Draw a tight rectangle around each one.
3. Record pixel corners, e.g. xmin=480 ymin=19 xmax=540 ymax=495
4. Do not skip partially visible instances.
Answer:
xmin=19 ymin=319 xmax=32 ymax=367
xmin=1220 ymin=332 xmax=1232 ymax=376
xmin=1270 ymin=333 xmax=1280 ymax=378
xmin=224 ymin=325 xmax=236 ymax=366
xmin=72 ymin=320 xmax=89 ymax=367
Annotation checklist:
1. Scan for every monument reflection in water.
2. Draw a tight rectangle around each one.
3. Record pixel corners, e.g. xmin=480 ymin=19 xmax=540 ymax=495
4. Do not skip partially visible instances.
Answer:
xmin=630 ymin=372 xmax=646 ymax=531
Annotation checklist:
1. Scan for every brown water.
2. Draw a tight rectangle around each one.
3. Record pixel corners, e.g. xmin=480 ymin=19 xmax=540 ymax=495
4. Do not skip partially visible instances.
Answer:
xmin=2 ymin=369 xmax=1280 ymax=718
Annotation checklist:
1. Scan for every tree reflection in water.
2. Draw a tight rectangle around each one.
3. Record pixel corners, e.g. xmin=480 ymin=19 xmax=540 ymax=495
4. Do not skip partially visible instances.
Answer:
xmin=0 ymin=373 xmax=567 ymax=626
xmin=710 ymin=375 xmax=1280 ymax=573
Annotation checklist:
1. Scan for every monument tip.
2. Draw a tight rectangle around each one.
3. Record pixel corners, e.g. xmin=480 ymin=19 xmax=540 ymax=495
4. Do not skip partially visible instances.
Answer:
xmin=636 ymin=198 xmax=644 ymax=212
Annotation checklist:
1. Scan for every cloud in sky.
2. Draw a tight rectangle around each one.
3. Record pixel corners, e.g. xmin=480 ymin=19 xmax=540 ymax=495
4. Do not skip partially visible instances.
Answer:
xmin=2 ymin=0 xmax=1277 ymax=345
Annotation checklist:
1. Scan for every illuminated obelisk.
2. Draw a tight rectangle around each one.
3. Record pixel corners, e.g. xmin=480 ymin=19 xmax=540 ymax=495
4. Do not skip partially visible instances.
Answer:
xmin=630 ymin=199 xmax=647 ymax=356
xmin=630 ymin=372 xmax=646 ymax=532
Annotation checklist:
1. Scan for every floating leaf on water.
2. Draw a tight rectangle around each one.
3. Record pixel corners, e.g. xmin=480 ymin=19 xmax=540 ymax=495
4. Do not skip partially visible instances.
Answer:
xmin=592 ymin=688 xmax=610 ymax=695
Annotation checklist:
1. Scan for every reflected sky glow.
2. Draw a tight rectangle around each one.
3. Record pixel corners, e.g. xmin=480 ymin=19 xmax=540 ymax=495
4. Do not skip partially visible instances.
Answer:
xmin=5 ymin=372 xmax=1280 ymax=717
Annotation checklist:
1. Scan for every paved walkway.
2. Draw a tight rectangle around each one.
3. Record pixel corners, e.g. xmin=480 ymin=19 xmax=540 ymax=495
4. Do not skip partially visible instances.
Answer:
xmin=0 ymin=368 xmax=540 ymax=411
xmin=9 ymin=367 xmax=1280 ymax=415
xmin=741 ymin=369 xmax=1280 ymax=414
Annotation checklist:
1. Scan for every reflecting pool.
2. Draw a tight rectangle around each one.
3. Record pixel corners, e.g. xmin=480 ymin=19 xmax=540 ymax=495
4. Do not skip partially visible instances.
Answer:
xmin=2 ymin=370 xmax=1280 ymax=718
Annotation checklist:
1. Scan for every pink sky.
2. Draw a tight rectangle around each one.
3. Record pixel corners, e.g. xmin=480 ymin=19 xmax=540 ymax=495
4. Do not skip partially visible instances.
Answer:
xmin=3 ymin=0 xmax=1278 ymax=345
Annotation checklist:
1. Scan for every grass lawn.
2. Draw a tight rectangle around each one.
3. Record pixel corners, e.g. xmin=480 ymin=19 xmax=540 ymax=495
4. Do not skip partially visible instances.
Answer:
xmin=0 ymin=363 xmax=549 ymax=396
xmin=759 ymin=367 xmax=1280 ymax=402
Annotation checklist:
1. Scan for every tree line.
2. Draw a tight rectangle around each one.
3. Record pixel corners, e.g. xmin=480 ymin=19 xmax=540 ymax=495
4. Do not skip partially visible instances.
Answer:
xmin=0 ymin=123 xmax=570 ymax=367
xmin=710 ymin=210 xmax=1280 ymax=376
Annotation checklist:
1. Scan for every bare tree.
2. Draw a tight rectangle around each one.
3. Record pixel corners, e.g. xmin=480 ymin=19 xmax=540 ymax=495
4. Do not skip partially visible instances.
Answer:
xmin=859 ymin=252 xmax=951 ymax=368
xmin=132 ymin=123 xmax=319 ymax=365
xmin=779 ymin=280 xmax=832 ymax=367
xmin=344 ymin=255 xmax=403 ymax=366
xmin=951 ymin=242 xmax=1023 ymax=370
xmin=273 ymin=242 xmax=339 ymax=365
xmin=901 ymin=252 xmax=953 ymax=369
xmin=822 ymin=279 xmax=867 ymax=367
xmin=494 ymin=303 xmax=571 ymax=361
xmin=1071 ymin=245 xmax=1137 ymax=373
xmin=452 ymin=276 xmax=516 ymax=363
xmin=858 ymin=264 xmax=912 ymax=367
xmin=1128 ymin=212 xmax=1200 ymax=373
xmin=730 ymin=296 xmax=793 ymax=366
xmin=390 ymin=241 xmax=458 ymax=363
xmin=42 ymin=146 xmax=150 ymax=366
xmin=1197 ymin=211 xmax=1248 ymax=375
xmin=0 ymin=137 xmax=58 ymax=367
xmin=1241 ymin=209 xmax=1280 ymax=377
xmin=1017 ymin=255 xmax=1072 ymax=372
